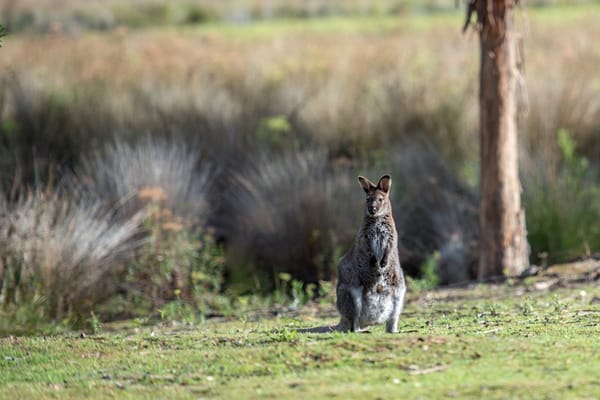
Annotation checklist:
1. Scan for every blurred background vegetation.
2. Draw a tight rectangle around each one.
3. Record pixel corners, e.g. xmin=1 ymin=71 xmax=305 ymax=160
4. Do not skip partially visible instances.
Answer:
xmin=0 ymin=0 xmax=598 ymax=333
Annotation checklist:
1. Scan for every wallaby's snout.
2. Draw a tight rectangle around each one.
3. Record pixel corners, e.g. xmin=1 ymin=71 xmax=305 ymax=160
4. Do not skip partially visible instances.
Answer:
xmin=366 ymin=194 xmax=384 ymax=216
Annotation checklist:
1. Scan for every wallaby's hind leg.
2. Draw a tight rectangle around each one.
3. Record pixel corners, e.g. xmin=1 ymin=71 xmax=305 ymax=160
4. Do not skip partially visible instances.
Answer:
xmin=336 ymin=284 xmax=363 ymax=332
xmin=385 ymin=285 xmax=406 ymax=333
xmin=349 ymin=286 xmax=362 ymax=332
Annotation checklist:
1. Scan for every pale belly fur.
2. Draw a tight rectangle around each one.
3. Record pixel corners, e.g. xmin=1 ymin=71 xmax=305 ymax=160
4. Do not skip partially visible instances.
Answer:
xmin=359 ymin=276 xmax=394 ymax=326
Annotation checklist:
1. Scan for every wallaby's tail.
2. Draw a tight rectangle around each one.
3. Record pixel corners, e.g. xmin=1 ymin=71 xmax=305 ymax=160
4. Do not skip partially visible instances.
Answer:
xmin=296 ymin=323 xmax=346 ymax=334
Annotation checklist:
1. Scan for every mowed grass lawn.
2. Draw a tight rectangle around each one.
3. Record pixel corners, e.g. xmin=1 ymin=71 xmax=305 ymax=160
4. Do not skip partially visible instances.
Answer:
xmin=1 ymin=282 xmax=598 ymax=399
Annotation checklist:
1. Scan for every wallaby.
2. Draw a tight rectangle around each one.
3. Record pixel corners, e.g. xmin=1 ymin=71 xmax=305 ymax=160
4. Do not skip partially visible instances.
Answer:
xmin=336 ymin=175 xmax=406 ymax=333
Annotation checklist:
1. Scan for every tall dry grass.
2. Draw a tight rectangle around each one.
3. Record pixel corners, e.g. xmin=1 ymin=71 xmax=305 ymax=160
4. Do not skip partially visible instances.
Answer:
xmin=2 ymin=9 xmax=598 ymax=168
xmin=384 ymin=144 xmax=479 ymax=283
xmin=77 ymin=138 xmax=223 ymax=314
xmin=0 ymin=138 xmax=226 ymax=331
xmin=77 ymin=138 xmax=213 ymax=221
xmin=1 ymin=0 xmax=592 ymax=33
xmin=220 ymin=149 xmax=357 ymax=290
xmin=0 ymin=20 xmax=479 ymax=182
xmin=0 ymin=0 xmax=479 ymax=33
xmin=0 ymin=188 xmax=144 ymax=322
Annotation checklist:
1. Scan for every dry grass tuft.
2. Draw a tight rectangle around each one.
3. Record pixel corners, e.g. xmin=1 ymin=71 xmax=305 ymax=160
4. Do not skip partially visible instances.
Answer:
xmin=77 ymin=138 xmax=213 ymax=224
xmin=221 ymin=149 xmax=357 ymax=289
xmin=0 ymin=188 xmax=144 ymax=319
xmin=385 ymin=144 xmax=478 ymax=283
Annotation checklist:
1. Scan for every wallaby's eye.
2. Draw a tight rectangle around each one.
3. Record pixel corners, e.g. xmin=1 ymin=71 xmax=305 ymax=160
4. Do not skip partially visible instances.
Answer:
xmin=378 ymin=198 xmax=383 ymax=203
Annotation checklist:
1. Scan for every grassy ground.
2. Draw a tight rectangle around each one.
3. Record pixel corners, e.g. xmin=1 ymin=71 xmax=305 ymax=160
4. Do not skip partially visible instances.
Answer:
xmin=1 ymin=277 xmax=598 ymax=399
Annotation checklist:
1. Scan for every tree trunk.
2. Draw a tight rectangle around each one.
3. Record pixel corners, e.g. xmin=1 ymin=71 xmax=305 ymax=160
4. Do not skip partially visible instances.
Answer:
xmin=471 ymin=0 xmax=530 ymax=278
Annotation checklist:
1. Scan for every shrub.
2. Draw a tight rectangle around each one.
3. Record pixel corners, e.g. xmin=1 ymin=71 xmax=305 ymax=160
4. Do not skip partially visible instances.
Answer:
xmin=523 ymin=130 xmax=600 ymax=265
xmin=0 ymin=188 xmax=144 ymax=328
xmin=121 ymin=200 xmax=226 ymax=316
xmin=77 ymin=138 xmax=212 ymax=223
xmin=221 ymin=149 xmax=356 ymax=291
xmin=0 ymin=137 xmax=227 ymax=331
xmin=75 ymin=138 xmax=228 ymax=316
xmin=0 ymin=75 xmax=116 ymax=185
xmin=386 ymin=143 xmax=478 ymax=284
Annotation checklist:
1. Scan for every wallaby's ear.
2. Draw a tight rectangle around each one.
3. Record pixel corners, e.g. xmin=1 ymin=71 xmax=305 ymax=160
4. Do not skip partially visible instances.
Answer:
xmin=358 ymin=176 xmax=376 ymax=194
xmin=377 ymin=175 xmax=392 ymax=194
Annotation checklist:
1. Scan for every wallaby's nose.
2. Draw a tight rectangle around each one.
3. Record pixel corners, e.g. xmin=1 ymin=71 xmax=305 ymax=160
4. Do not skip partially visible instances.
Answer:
xmin=368 ymin=206 xmax=376 ymax=214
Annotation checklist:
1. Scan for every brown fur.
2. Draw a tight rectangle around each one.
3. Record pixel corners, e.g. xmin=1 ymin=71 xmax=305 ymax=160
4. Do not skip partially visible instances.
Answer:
xmin=335 ymin=175 xmax=406 ymax=333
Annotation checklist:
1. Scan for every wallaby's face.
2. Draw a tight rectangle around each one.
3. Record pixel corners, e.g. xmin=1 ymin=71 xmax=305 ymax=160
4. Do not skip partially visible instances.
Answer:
xmin=358 ymin=175 xmax=392 ymax=218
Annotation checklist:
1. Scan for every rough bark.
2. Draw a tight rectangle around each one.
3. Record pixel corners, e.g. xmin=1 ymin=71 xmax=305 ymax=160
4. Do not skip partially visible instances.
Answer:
xmin=467 ymin=0 xmax=530 ymax=278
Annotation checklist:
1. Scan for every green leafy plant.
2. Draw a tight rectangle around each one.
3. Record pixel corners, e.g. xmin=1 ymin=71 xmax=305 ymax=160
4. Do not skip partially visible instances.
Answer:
xmin=409 ymin=251 xmax=441 ymax=291
xmin=87 ymin=312 xmax=102 ymax=334
xmin=255 ymin=115 xmax=296 ymax=150
xmin=517 ymin=297 xmax=535 ymax=316
xmin=551 ymin=294 xmax=568 ymax=315
xmin=125 ymin=201 xmax=226 ymax=318
xmin=0 ymin=25 xmax=6 ymax=47
xmin=524 ymin=129 xmax=600 ymax=265
xmin=268 ymin=327 xmax=298 ymax=343
xmin=486 ymin=302 xmax=501 ymax=317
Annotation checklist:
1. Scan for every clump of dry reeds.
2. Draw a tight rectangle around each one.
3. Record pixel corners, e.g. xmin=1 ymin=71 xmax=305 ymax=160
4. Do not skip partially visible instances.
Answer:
xmin=0 ymin=136 xmax=224 ymax=328
xmin=0 ymin=188 xmax=144 ymax=320
xmin=382 ymin=144 xmax=478 ymax=284
xmin=77 ymin=138 xmax=213 ymax=222
xmin=220 ymin=149 xmax=357 ymax=290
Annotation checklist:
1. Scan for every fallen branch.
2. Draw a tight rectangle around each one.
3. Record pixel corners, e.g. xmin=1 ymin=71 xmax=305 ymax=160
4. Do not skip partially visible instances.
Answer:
xmin=407 ymin=365 xmax=448 ymax=375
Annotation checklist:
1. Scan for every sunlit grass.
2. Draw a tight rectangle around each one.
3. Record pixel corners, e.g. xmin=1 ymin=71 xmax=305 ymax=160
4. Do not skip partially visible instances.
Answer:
xmin=166 ymin=4 xmax=600 ymax=39
xmin=0 ymin=284 xmax=598 ymax=399
xmin=181 ymin=13 xmax=461 ymax=39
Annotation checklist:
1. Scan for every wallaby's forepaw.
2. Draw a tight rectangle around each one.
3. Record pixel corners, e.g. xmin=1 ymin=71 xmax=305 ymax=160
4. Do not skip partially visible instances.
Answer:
xmin=369 ymin=256 xmax=378 ymax=269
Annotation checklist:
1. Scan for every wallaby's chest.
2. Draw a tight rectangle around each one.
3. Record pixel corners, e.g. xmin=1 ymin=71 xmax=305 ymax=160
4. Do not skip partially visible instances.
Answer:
xmin=362 ymin=221 xmax=393 ymax=261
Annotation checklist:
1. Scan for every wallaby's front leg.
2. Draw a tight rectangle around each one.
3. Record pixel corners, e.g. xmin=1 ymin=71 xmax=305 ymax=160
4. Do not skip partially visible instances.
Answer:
xmin=369 ymin=255 xmax=378 ymax=270
xmin=378 ymin=240 xmax=395 ymax=269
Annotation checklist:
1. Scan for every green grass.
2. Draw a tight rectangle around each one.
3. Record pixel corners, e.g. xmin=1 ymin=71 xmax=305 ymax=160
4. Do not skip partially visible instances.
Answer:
xmin=171 ymin=13 xmax=456 ymax=40
xmin=165 ymin=4 xmax=600 ymax=39
xmin=1 ymin=283 xmax=599 ymax=399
